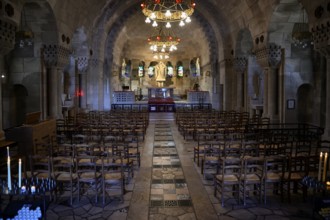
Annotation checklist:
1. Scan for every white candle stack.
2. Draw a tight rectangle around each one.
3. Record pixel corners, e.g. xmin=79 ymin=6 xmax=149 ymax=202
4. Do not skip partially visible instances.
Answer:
xmin=324 ymin=152 xmax=328 ymax=182
xmin=7 ymin=157 xmax=11 ymax=191
xmin=318 ymin=152 xmax=323 ymax=181
xmin=319 ymin=151 xmax=329 ymax=182
xmin=18 ymin=158 xmax=22 ymax=187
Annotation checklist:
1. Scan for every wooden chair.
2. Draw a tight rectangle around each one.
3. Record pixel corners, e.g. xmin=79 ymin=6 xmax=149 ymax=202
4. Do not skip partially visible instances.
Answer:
xmin=201 ymin=142 xmax=222 ymax=179
xmin=240 ymin=157 xmax=264 ymax=205
xmin=262 ymin=155 xmax=285 ymax=204
xmin=52 ymin=156 xmax=77 ymax=205
xmin=214 ymin=157 xmax=241 ymax=207
xmin=280 ymin=155 xmax=308 ymax=203
xmin=76 ymin=155 xmax=101 ymax=203
xmin=101 ymin=155 xmax=125 ymax=206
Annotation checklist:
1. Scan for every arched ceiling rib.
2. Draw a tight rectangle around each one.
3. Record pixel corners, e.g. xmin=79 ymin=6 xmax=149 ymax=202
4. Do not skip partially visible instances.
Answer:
xmin=91 ymin=1 xmax=225 ymax=67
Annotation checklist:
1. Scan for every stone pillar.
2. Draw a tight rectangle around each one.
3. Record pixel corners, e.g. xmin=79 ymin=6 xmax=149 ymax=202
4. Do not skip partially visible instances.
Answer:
xmin=76 ymin=56 xmax=89 ymax=109
xmin=233 ymin=57 xmax=247 ymax=112
xmin=43 ymin=45 xmax=71 ymax=119
xmin=48 ymin=67 xmax=58 ymax=118
xmin=220 ymin=59 xmax=234 ymax=110
xmin=88 ymin=58 xmax=101 ymax=110
xmin=311 ymin=20 xmax=330 ymax=139
xmin=0 ymin=17 xmax=17 ymax=139
xmin=263 ymin=69 xmax=269 ymax=117
xmin=255 ymin=44 xmax=282 ymax=121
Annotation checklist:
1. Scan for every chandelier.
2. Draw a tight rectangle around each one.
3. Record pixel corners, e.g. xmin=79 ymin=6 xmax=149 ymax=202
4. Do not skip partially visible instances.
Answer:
xmin=148 ymin=27 xmax=180 ymax=56
xmin=141 ymin=0 xmax=196 ymax=28
xmin=292 ymin=7 xmax=313 ymax=49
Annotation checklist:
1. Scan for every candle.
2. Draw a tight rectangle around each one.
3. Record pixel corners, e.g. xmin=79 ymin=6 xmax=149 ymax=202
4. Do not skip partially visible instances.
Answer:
xmin=7 ymin=146 xmax=9 ymax=157
xmin=21 ymin=186 xmax=26 ymax=193
xmin=7 ymin=157 xmax=11 ymax=191
xmin=319 ymin=152 xmax=323 ymax=181
xmin=323 ymin=152 xmax=328 ymax=182
xmin=18 ymin=158 xmax=22 ymax=187
xmin=31 ymin=186 xmax=36 ymax=193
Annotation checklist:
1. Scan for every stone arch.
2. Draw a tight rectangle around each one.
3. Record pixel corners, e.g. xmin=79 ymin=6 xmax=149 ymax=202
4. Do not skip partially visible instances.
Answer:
xmin=90 ymin=2 xmax=221 ymax=109
xmin=297 ymin=83 xmax=313 ymax=124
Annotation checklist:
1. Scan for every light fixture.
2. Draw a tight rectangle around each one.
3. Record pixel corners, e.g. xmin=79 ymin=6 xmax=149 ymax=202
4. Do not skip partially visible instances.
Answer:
xmin=147 ymin=26 xmax=180 ymax=57
xmin=15 ymin=8 xmax=34 ymax=49
xmin=141 ymin=0 xmax=196 ymax=28
xmin=292 ymin=7 xmax=313 ymax=49
xmin=153 ymin=51 xmax=170 ymax=60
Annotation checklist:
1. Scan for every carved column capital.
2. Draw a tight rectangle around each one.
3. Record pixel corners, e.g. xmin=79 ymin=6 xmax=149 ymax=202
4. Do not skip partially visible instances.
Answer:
xmin=255 ymin=43 xmax=282 ymax=69
xmin=76 ymin=56 xmax=89 ymax=74
xmin=311 ymin=19 xmax=330 ymax=57
xmin=233 ymin=57 xmax=247 ymax=73
xmin=42 ymin=44 xmax=72 ymax=68
xmin=0 ymin=18 xmax=17 ymax=55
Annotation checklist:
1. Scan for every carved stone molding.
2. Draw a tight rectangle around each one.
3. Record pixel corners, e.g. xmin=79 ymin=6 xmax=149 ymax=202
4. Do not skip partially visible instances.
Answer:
xmin=42 ymin=44 xmax=72 ymax=68
xmin=76 ymin=56 xmax=89 ymax=74
xmin=0 ymin=18 xmax=17 ymax=55
xmin=254 ymin=43 xmax=282 ymax=69
xmin=233 ymin=57 xmax=247 ymax=73
xmin=311 ymin=19 xmax=330 ymax=57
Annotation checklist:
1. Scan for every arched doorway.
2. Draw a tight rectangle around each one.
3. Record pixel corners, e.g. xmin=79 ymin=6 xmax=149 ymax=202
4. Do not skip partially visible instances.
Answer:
xmin=297 ymin=84 xmax=313 ymax=124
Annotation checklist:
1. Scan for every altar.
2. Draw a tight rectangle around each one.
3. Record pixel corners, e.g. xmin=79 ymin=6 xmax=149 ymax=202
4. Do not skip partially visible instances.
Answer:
xmin=148 ymin=87 xmax=175 ymax=112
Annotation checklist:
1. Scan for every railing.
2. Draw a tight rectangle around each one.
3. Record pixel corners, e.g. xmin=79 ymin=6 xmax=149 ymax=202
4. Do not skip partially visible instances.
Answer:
xmin=111 ymin=103 xmax=212 ymax=112
xmin=247 ymin=123 xmax=324 ymax=141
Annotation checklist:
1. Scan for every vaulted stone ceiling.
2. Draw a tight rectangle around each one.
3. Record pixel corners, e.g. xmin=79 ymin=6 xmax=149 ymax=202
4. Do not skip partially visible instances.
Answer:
xmin=45 ymin=0 xmax=318 ymax=64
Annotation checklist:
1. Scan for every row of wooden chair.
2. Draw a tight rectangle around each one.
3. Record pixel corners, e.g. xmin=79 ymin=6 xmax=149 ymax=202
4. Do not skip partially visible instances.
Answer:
xmin=7 ymin=152 xmax=130 ymax=206
xmin=214 ymin=154 xmax=314 ymax=207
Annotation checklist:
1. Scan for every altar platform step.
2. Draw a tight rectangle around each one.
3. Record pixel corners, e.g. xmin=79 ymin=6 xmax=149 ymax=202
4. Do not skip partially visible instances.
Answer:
xmin=149 ymin=112 xmax=175 ymax=121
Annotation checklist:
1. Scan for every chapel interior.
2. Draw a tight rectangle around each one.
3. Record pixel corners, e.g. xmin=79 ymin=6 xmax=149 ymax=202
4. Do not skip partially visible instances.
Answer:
xmin=1 ymin=0 xmax=330 ymax=219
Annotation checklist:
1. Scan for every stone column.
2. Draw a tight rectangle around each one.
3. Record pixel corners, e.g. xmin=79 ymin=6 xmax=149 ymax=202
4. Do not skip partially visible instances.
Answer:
xmin=76 ymin=56 xmax=89 ymax=109
xmin=255 ymin=44 xmax=282 ymax=121
xmin=312 ymin=21 xmax=330 ymax=139
xmin=43 ymin=45 xmax=71 ymax=119
xmin=268 ymin=45 xmax=281 ymax=122
xmin=220 ymin=59 xmax=234 ymax=110
xmin=88 ymin=58 xmax=101 ymax=110
xmin=233 ymin=57 xmax=247 ymax=112
xmin=0 ymin=18 xmax=17 ymax=139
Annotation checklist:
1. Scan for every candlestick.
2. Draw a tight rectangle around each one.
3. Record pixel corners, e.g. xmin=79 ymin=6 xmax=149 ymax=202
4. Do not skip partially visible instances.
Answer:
xmin=323 ymin=152 xmax=328 ymax=182
xmin=7 ymin=157 xmax=11 ymax=191
xmin=318 ymin=152 xmax=323 ymax=181
xmin=18 ymin=158 xmax=22 ymax=187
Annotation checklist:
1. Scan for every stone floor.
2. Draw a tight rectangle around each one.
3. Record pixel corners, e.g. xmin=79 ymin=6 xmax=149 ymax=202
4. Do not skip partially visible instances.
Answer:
xmin=1 ymin=113 xmax=327 ymax=219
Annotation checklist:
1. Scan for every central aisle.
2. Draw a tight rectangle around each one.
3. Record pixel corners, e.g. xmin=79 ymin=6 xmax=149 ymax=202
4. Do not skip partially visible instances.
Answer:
xmin=127 ymin=115 xmax=218 ymax=220
xmin=150 ymin=123 xmax=193 ymax=214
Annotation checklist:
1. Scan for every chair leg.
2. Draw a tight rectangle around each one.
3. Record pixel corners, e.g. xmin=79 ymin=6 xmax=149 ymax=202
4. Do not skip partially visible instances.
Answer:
xmin=77 ymin=182 xmax=81 ymax=201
